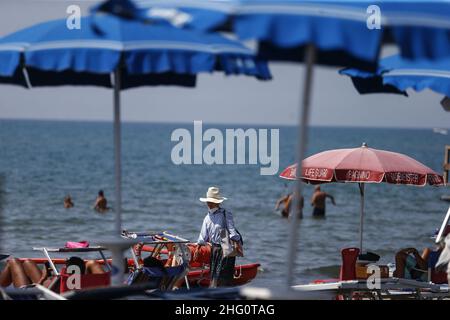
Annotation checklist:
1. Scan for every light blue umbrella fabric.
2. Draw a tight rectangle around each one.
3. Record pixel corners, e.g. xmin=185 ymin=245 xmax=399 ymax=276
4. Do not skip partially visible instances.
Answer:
xmin=99 ymin=0 xmax=450 ymax=69
xmin=0 ymin=14 xmax=271 ymax=88
xmin=340 ymin=54 xmax=450 ymax=97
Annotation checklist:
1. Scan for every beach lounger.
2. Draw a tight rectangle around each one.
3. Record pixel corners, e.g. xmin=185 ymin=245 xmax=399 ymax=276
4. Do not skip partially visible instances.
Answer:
xmin=292 ymin=277 xmax=449 ymax=300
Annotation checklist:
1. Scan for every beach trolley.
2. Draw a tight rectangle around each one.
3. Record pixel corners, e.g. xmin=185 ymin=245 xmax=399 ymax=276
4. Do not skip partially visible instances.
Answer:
xmin=122 ymin=231 xmax=190 ymax=290
xmin=31 ymin=246 xmax=111 ymax=293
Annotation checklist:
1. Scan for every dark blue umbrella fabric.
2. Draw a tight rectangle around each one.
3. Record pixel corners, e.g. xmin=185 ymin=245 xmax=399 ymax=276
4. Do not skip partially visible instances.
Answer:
xmin=0 ymin=14 xmax=271 ymax=89
xmin=340 ymin=54 xmax=450 ymax=98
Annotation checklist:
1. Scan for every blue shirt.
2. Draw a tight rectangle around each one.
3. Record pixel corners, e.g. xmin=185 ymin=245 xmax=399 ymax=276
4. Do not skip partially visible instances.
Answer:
xmin=197 ymin=207 xmax=241 ymax=245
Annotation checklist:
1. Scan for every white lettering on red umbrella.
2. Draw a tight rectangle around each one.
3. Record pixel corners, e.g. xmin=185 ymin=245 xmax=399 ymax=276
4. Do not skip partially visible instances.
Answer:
xmin=303 ymin=168 xmax=329 ymax=179
xmin=386 ymin=172 xmax=421 ymax=185
xmin=428 ymin=174 xmax=444 ymax=185
xmin=345 ymin=170 xmax=371 ymax=181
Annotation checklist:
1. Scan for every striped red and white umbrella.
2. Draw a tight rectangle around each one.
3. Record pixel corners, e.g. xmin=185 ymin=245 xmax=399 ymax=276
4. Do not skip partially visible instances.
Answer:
xmin=280 ymin=143 xmax=445 ymax=251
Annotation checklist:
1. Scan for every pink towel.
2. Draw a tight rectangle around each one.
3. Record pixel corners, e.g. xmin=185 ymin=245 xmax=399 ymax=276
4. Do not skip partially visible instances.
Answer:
xmin=65 ymin=241 xmax=90 ymax=249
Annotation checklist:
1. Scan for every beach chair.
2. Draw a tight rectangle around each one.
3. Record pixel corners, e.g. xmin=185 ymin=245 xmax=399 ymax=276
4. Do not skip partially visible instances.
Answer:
xmin=340 ymin=248 xmax=360 ymax=281
xmin=59 ymin=268 xmax=111 ymax=293
xmin=428 ymin=250 xmax=448 ymax=284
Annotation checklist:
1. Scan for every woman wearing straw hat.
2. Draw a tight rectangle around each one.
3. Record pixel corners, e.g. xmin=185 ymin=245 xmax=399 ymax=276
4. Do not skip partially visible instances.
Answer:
xmin=195 ymin=187 xmax=243 ymax=288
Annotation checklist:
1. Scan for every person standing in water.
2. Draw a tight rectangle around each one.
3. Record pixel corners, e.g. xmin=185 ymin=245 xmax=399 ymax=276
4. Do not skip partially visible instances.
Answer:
xmin=275 ymin=192 xmax=304 ymax=218
xmin=93 ymin=190 xmax=109 ymax=213
xmin=64 ymin=195 xmax=74 ymax=208
xmin=310 ymin=186 xmax=335 ymax=217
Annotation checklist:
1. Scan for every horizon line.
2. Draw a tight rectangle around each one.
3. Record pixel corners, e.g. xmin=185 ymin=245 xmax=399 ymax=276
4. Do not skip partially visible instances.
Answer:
xmin=0 ymin=116 xmax=448 ymax=130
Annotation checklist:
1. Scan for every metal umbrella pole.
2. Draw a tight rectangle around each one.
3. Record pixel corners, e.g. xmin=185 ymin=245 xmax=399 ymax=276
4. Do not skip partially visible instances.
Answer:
xmin=286 ymin=44 xmax=316 ymax=288
xmin=105 ymin=66 xmax=130 ymax=286
xmin=113 ymin=67 xmax=122 ymax=236
xmin=358 ymin=182 xmax=365 ymax=253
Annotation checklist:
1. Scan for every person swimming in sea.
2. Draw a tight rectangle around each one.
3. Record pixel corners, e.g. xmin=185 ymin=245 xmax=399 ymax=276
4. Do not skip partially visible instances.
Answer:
xmin=64 ymin=195 xmax=74 ymax=208
xmin=93 ymin=190 xmax=109 ymax=213
xmin=310 ymin=186 xmax=335 ymax=217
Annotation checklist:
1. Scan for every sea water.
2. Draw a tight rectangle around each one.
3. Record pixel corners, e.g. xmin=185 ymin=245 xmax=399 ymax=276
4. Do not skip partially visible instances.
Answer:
xmin=0 ymin=119 xmax=448 ymax=287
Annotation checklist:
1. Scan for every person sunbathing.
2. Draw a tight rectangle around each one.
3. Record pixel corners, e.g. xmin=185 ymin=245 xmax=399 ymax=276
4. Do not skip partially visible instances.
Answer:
xmin=64 ymin=256 xmax=106 ymax=275
xmin=393 ymin=248 xmax=430 ymax=281
xmin=0 ymin=257 xmax=105 ymax=288
xmin=131 ymin=243 xmax=212 ymax=289
xmin=393 ymin=226 xmax=450 ymax=281
xmin=0 ymin=258 xmax=52 ymax=288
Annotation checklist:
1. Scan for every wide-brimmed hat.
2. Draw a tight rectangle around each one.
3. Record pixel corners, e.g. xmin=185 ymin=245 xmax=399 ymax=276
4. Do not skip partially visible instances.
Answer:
xmin=199 ymin=187 xmax=227 ymax=204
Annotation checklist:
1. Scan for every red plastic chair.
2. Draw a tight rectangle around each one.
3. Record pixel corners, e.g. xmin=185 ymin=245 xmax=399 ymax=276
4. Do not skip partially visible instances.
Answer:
xmin=340 ymin=248 xmax=360 ymax=281
xmin=59 ymin=267 xmax=111 ymax=293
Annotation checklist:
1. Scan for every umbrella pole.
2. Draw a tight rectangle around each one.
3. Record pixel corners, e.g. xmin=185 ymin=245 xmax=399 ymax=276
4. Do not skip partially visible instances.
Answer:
xmin=358 ymin=183 xmax=365 ymax=252
xmin=110 ymin=67 xmax=126 ymax=286
xmin=286 ymin=44 xmax=316 ymax=288
xmin=113 ymin=67 xmax=122 ymax=236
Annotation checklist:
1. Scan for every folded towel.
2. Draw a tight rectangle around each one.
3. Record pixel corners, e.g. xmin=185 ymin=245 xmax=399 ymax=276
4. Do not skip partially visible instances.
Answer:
xmin=65 ymin=241 xmax=90 ymax=249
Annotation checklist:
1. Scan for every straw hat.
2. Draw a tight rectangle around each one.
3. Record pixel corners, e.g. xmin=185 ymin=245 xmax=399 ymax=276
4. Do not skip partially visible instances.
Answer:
xmin=199 ymin=187 xmax=227 ymax=204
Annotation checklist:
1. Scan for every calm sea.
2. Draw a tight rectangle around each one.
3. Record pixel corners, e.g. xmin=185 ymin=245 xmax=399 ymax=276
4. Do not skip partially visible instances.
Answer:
xmin=0 ymin=119 xmax=449 ymax=287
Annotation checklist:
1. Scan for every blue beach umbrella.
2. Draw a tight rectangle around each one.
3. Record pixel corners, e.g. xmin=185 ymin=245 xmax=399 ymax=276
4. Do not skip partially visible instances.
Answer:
xmin=95 ymin=0 xmax=385 ymax=68
xmin=340 ymin=54 xmax=450 ymax=100
xmin=95 ymin=1 xmax=450 ymax=63
xmin=0 ymin=13 xmax=270 ymax=284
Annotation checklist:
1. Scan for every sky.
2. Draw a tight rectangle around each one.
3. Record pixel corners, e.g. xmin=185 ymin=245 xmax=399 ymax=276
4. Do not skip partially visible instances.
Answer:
xmin=0 ymin=0 xmax=449 ymax=128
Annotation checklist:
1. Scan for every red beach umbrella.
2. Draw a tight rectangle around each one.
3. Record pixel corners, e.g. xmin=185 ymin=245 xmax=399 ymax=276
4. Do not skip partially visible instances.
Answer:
xmin=280 ymin=143 xmax=445 ymax=252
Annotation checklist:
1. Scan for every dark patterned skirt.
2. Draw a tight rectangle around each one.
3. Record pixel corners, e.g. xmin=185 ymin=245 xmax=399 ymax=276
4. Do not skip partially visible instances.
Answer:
xmin=210 ymin=244 xmax=236 ymax=287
